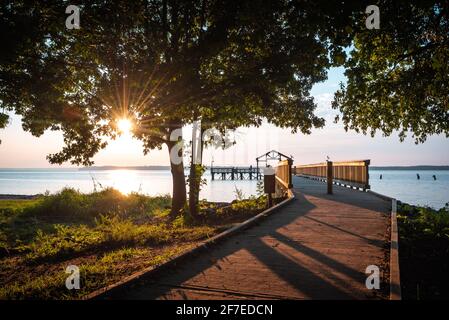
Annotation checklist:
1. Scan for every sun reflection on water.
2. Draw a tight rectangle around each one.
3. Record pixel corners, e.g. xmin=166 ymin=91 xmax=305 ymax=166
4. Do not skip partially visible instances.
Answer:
xmin=106 ymin=170 xmax=141 ymax=195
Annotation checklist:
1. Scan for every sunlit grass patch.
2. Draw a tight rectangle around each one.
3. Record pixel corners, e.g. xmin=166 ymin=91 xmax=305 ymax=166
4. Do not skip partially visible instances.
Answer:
xmin=0 ymin=245 xmax=192 ymax=300
xmin=0 ymin=199 xmax=41 ymax=211
xmin=20 ymin=216 xmax=214 ymax=263
xmin=0 ymin=188 xmax=266 ymax=299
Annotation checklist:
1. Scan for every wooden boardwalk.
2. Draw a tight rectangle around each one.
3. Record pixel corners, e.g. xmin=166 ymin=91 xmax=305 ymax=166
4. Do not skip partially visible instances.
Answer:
xmin=120 ymin=176 xmax=391 ymax=300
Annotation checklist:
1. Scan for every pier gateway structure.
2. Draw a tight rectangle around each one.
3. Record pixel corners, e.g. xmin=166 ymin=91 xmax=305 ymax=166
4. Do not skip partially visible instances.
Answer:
xmin=210 ymin=150 xmax=293 ymax=181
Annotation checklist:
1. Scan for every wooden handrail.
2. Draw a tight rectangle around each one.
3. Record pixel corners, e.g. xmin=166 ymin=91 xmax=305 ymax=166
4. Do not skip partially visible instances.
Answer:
xmin=295 ymin=160 xmax=370 ymax=168
xmin=275 ymin=175 xmax=289 ymax=190
xmin=333 ymin=160 xmax=370 ymax=167
xmin=275 ymin=159 xmax=293 ymax=189
xmin=294 ymin=159 xmax=370 ymax=192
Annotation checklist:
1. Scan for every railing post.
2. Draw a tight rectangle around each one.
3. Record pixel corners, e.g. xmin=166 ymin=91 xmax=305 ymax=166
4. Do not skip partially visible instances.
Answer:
xmin=365 ymin=160 xmax=370 ymax=190
xmin=264 ymin=167 xmax=275 ymax=207
xmin=327 ymin=161 xmax=333 ymax=194
xmin=287 ymin=159 xmax=293 ymax=188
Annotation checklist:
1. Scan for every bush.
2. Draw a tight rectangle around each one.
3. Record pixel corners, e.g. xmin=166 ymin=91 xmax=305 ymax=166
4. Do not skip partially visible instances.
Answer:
xmin=22 ymin=188 xmax=171 ymax=221
xmin=398 ymin=204 xmax=449 ymax=240
xmin=31 ymin=188 xmax=89 ymax=218
xmin=398 ymin=203 xmax=449 ymax=299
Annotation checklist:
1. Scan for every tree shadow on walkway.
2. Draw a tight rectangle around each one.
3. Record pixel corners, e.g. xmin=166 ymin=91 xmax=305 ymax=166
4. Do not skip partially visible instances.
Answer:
xmin=102 ymin=177 xmax=389 ymax=300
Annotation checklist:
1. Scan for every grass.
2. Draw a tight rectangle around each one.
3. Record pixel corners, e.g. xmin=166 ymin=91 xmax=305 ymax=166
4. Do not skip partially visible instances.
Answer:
xmin=397 ymin=203 xmax=449 ymax=299
xmin=0 ymin=199 xmax=42 ymax=210
xmin=0 ymin=188 xmax=267 ymax=299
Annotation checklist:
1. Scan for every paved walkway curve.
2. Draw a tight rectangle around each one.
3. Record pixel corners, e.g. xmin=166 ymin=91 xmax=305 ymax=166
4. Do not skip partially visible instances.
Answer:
xmin=120 ymin=176 xmax=391 ymax=300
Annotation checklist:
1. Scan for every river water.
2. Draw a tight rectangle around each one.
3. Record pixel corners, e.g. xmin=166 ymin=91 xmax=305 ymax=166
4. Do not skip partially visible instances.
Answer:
xmin=0 ymin=168 xmax=447 ymax=208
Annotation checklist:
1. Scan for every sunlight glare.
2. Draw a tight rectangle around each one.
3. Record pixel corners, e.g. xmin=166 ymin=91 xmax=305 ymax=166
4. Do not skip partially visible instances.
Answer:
xmin=108 ymin=170 xmax=140 ymax=195
xmin=117 ymin=118 xmax=133 ymax=135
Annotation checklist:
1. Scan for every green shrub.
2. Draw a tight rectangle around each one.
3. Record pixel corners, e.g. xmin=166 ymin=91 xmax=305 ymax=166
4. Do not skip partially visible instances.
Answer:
xmin=398 ymin=203 xmax=449 ymax=299
xmin=398 ymin=204 xmax=449 ymax=240
xmin=21 ymin=188 xmax=171 ymax=221
xmin=229 ymin=196 xmax=266 ymax=212
xmin=29 ymin=188 xmax=88 ymax=218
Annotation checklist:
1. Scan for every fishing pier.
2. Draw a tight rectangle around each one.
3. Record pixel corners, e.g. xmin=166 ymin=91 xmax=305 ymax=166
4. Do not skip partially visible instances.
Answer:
xmin=210 ymin=150 xmax=294 ymax=181
xmin=210 ymin=167 xmax=260 ymax=180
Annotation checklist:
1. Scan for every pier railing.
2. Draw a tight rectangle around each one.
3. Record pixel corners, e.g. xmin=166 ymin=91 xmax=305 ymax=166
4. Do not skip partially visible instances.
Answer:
xmin=275 ymin=159 xmax=293 ymax=197
xmin=294 ymin=160 xmax=370 ymax=193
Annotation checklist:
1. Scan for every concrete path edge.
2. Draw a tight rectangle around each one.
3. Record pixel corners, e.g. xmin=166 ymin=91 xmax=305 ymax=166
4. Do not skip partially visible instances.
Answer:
xmin=368 ymin=190 xmax=402 ymax=300
xmin=85 ymin=190 xmax=295 ymax=300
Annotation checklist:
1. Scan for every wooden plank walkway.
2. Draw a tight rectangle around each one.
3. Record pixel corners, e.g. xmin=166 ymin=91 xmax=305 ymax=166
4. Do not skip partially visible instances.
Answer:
xmin=120 ymin=176 xmax=391 ymax=300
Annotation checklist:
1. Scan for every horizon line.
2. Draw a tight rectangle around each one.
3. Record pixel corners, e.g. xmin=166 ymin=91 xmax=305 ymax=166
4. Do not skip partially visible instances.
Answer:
xmin=1 ymin=164 xmax=449 ymax=170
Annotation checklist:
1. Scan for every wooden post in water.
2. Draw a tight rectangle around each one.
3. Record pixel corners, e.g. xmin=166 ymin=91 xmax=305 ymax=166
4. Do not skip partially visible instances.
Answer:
xmin=327 ymin=161 xmax=333 ymax=194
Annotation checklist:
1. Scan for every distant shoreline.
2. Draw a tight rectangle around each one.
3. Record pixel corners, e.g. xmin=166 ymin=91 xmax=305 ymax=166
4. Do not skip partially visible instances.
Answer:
xmin=0 ymin=165 xmax=448 ymax=171
xmin=68 ymin=165 xmax=449 ymax=171
xmin=0 ymin=194 xmax=37 ymax=199
xmin=371 ymin=166 xmax=449 ymax=170
xmin=79 ymin=166 xmax=171 ymax=171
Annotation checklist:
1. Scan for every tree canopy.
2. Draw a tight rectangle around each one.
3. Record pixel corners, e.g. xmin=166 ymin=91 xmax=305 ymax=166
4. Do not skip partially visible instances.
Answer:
xmin=1 ymin=0 xmax=362 ymax=214
xmin=0 ymin=0 xmax=352 ymax=162
xmin=3 ymin=1 xmax=447 ymax=215
xmin=333 ymin=1 xmax=449 ymax=143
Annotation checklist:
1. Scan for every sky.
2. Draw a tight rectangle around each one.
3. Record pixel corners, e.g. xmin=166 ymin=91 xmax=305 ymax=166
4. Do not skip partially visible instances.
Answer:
xmin=0 ymin=67 xmax=448 ymax=168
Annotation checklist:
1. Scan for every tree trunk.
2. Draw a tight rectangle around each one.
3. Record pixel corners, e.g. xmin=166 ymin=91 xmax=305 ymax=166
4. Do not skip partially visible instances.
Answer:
xmin=189 ymin=164 xmax=202 ymax=217
xmin=188 ymin=127 xmax=204 ymax=218
xmin=167 ymin=140 xmax=187 ymax=217
xmin=189 ymin=163 xmax=198 ymax=217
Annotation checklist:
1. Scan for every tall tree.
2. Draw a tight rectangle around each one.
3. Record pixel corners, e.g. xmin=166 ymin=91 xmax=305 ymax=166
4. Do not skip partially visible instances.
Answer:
xmin=333 ymin=1 xmax=449 ymax=143
xmin=1 ymin=1 xmax=362 ymax=216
